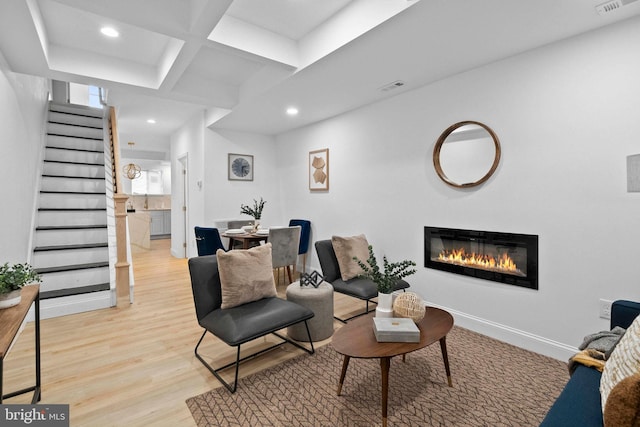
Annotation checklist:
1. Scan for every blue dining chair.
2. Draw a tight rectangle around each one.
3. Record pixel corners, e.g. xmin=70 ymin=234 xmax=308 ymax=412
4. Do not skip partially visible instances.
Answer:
xmin=288 ymin=219 xmax=311 ymax=272
xmin=194 ymin=227 xmax=226 ymax=256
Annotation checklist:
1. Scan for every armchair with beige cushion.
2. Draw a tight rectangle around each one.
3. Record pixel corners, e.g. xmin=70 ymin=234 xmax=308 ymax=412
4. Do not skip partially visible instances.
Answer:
xmin=315 ymin=234 xmax=410 ymax=323
xmin=188 ymin=243 xmax=314 ymax=393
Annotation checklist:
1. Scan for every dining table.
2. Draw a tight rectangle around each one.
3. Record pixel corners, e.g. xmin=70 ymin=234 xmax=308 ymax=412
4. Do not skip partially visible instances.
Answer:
xmin=221 ymin=229 xmax=269 ymax=250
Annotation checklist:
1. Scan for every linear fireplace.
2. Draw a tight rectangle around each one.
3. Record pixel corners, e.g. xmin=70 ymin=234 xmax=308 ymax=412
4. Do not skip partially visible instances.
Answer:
xmin=424 ymin=227 xmax=538 ymax=290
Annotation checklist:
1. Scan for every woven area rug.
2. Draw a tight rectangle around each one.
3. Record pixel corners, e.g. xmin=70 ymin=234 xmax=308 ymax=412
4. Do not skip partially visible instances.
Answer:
xmin=186 ymin=326 xmax=569 ymax=426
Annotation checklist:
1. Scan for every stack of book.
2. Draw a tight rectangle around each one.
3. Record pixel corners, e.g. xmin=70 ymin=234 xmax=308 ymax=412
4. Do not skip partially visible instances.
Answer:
xmin=372 ymin=317 xmax=420 ymax=343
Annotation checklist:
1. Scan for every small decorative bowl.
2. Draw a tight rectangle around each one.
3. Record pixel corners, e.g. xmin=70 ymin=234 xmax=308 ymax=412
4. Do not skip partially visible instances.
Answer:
xmin=393 ymin=292 xmax=426 ymax=323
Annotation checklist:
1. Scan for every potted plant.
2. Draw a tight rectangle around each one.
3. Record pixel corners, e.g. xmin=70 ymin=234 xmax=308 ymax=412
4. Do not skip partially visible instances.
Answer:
xmin=240 ymin=197 xmax=266 ymax=232
xmin=354 ymin=245 xmax=416 ymax=316
xmin=0 ymin=262 xmax=41 ymax=309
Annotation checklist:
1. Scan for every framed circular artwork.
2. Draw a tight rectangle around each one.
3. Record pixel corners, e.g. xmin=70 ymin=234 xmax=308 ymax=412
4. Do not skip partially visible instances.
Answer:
xmin=228 ymin=153 xmax=254 ymax=181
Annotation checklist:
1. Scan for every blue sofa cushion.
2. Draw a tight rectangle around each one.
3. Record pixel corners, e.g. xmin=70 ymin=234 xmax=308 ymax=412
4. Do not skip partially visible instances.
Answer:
xmin=540 ymin=300 xmax=640 ymax=427
xmin=539 ymin=364 xmax=603 ymax=427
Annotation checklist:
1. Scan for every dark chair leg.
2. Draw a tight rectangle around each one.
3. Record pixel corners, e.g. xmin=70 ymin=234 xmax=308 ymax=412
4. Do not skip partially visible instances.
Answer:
xmin=194 ymin=330 xmax=241 ymax=393
xmin=271 ymin=321 xmax=315 ymax=355
xmin=194 ymin=322 xmax=315 ymax=393
xmin=334 ymin=298 xmax=377 ymax=323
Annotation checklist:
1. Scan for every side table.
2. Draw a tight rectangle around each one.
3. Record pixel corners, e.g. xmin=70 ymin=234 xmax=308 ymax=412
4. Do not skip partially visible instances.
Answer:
xmin=0 ymin=285 xmax=41 ymax=403
xmin=286 ymin=281 xmax=334 ymax=341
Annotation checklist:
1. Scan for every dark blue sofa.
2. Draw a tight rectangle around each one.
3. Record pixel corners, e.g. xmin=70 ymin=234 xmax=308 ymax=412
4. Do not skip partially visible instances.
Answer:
xmin=539 ymin=299 xmax=640 ymax=426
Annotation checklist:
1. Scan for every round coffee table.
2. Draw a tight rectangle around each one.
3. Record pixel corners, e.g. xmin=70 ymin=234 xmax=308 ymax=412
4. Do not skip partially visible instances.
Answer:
xmin=331 ymin=307 xmax=454 ymax=427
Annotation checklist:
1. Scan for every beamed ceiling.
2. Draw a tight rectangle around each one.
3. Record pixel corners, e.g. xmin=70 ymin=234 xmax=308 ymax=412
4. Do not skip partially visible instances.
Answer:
xmin=0 ymin=0 xmax=639 ymax=153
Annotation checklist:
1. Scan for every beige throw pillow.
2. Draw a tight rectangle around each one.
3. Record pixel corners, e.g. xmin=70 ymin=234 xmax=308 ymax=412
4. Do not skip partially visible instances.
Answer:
xmin=216 ymin=243 xmax=277 ymax=309
xmin=331 ymin=234 xmax=370 ymax=281
xmin=601 ymin=315 xmax=640 ymax=418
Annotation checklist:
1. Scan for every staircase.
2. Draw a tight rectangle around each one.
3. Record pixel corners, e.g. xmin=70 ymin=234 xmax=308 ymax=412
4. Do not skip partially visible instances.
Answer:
xmin=32 ymin=102 xmax=113 ymax=318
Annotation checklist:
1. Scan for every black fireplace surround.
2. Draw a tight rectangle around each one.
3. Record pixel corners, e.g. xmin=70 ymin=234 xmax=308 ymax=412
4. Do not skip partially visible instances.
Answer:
xmin=424 ymin=226 xmax=538 ymax=290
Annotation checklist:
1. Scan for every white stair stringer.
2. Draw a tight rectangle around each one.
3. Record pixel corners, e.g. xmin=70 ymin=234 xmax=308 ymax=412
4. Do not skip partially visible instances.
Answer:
xmin=32 ymin=102 xmax=114 ymax=317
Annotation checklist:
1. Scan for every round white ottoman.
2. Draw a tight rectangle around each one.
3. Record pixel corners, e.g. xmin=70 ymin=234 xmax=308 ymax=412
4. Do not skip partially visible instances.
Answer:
xmin=286 ymin=281 xmax=334 ymax=342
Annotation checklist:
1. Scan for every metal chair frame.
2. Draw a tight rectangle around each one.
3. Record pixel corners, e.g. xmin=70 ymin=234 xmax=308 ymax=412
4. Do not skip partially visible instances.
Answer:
xmin=194 ymin=322 xmax=314 ymax=393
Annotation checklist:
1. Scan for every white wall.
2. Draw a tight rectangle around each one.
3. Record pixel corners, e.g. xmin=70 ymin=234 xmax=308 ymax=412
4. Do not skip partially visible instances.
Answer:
xmin=275 ymin=16 xmax=640 ymax=359
xmin=0 ymin=54 xmax=48 ymax=263
xmin=203 ymin=129 xmax=279 ymax=226
xmin=170 ymin=121 xmax=279 ymax=258
xmin=170 ymin=112 xmax=206 ymax=258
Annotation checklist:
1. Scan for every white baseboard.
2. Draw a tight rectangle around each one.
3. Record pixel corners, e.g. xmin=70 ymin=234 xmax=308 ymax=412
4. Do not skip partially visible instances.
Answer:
xmin=35 ymin=291 xmax=113 ymax=320
xmin=425 ymin=301 xmax=577 ymax=361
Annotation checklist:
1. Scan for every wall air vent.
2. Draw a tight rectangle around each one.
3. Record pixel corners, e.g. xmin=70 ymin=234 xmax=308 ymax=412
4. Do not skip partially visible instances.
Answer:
xmin=596 ymin=0 xmax=638 ymax=15
xmin=379 ymin=80 xmax=405 ymax=92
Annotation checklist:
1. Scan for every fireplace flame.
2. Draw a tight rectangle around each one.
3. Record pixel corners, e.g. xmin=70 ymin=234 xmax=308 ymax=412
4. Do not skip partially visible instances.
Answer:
xmin=436 ymin=249 xmax=525 ymax=276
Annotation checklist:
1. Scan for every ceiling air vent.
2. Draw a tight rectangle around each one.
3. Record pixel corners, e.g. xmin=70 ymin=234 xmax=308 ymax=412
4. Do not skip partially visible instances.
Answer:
xmin=379 ymin=80 xmax=405 ymax=92
xmin=596 ymin=0 xmax=638 ymax=15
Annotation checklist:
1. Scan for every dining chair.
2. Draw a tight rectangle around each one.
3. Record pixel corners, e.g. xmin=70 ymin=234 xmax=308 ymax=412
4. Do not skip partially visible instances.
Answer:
xmin=269 ymin=226 xmax=301 ymax=285
xmin=288 ymin=219 xmax=311 ymax=273
xmin=194 ymin=226 xmax=225 ymax=256
xmin=226 ymin=220 xmax=255 ymax=249
xmin=227 ymin=220 xmax=253 ymax=230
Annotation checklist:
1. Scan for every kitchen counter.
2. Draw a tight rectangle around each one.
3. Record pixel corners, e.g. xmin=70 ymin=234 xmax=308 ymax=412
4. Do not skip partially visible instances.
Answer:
xmin=128 ymin=212 xmax=151 ymax=253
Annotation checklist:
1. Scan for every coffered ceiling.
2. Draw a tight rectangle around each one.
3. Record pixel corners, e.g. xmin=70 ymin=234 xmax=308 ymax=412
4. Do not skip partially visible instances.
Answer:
xmin=0 ymin=0 xmax=639 ymax=153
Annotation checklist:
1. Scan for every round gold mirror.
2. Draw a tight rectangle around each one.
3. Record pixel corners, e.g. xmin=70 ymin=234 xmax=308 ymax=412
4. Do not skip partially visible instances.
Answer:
xmin=433 ymin=121 xmax=501 ymax=188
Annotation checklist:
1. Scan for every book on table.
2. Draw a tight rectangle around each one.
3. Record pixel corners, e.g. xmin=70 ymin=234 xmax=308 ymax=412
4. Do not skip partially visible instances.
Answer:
xmin=372 ymin=317 xmax=420 ymax=343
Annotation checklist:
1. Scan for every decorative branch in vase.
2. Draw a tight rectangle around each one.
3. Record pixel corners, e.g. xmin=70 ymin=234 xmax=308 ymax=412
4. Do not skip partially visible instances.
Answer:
xmin=354 ymin=245 xmax=417 ymax=317
xmin=354 ymin=245 xmax=416 ymax=294
xmin=240 ymin=197 xmax=266 ymax=232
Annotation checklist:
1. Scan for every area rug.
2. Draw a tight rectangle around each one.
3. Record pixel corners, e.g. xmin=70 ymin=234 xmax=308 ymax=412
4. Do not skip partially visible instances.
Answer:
xmin=186 ymin=326 xmax=569 ymax=426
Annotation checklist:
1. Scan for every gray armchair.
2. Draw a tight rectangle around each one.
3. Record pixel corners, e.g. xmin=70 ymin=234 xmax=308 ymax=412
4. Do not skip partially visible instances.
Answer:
xmin=315 ymin=239 xmax=410 ymax=322
xmin=188 ymin=255 xmax=314 ymax=393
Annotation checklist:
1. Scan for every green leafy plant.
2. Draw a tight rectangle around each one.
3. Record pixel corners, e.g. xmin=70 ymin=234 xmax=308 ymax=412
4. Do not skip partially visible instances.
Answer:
xmin=0 ymin=263 xmax=41 ymax=294
xmin=354 ymin=245 xmax=416 ymax=294
xmin=240 ymin=197 xmax=266 ymax=220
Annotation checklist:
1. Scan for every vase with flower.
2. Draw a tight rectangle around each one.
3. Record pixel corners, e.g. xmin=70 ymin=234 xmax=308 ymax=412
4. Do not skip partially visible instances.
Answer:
xmin=240 ymin=197 xmax=266 ymax=233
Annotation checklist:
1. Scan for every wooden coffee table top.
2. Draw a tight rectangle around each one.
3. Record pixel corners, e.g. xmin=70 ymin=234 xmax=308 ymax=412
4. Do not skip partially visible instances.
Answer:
xmin=331 ymin=307 xmax=454 ymax=359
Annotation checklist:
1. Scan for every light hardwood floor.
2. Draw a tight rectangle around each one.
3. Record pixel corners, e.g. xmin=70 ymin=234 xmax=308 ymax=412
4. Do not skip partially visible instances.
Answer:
xmin=3 ymin=239 xmax=357 ymax=426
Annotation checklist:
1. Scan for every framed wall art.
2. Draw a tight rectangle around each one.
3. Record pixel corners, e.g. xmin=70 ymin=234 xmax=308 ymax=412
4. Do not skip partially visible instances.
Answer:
xmin=228 ymin=153 xmax=254 ymax=181
xmin=309 ymin=148 xmax=329 ymax=191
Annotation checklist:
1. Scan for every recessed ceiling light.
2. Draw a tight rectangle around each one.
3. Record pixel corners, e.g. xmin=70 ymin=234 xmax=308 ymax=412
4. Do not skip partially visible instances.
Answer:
xmin=147 ymin=119 xmax=156 ymax=124
xmin=100 ymin=27 xmax=119 ymax=38
xmin=286 ymin=107 xmax=299 ymax=116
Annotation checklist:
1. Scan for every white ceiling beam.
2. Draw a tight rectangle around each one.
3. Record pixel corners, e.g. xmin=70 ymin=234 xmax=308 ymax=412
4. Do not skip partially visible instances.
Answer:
xmin=298 ymin=0 xmax=417 ymax=69
xmin=48 ymin=45 xmax=159 ymax=88
xmin=208 ymin=15 xmax=299 ymax=68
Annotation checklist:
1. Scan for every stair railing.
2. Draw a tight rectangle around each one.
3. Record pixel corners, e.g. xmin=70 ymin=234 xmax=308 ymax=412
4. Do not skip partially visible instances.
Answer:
xmin=108 ymin=106 xmax=131 ymax=307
